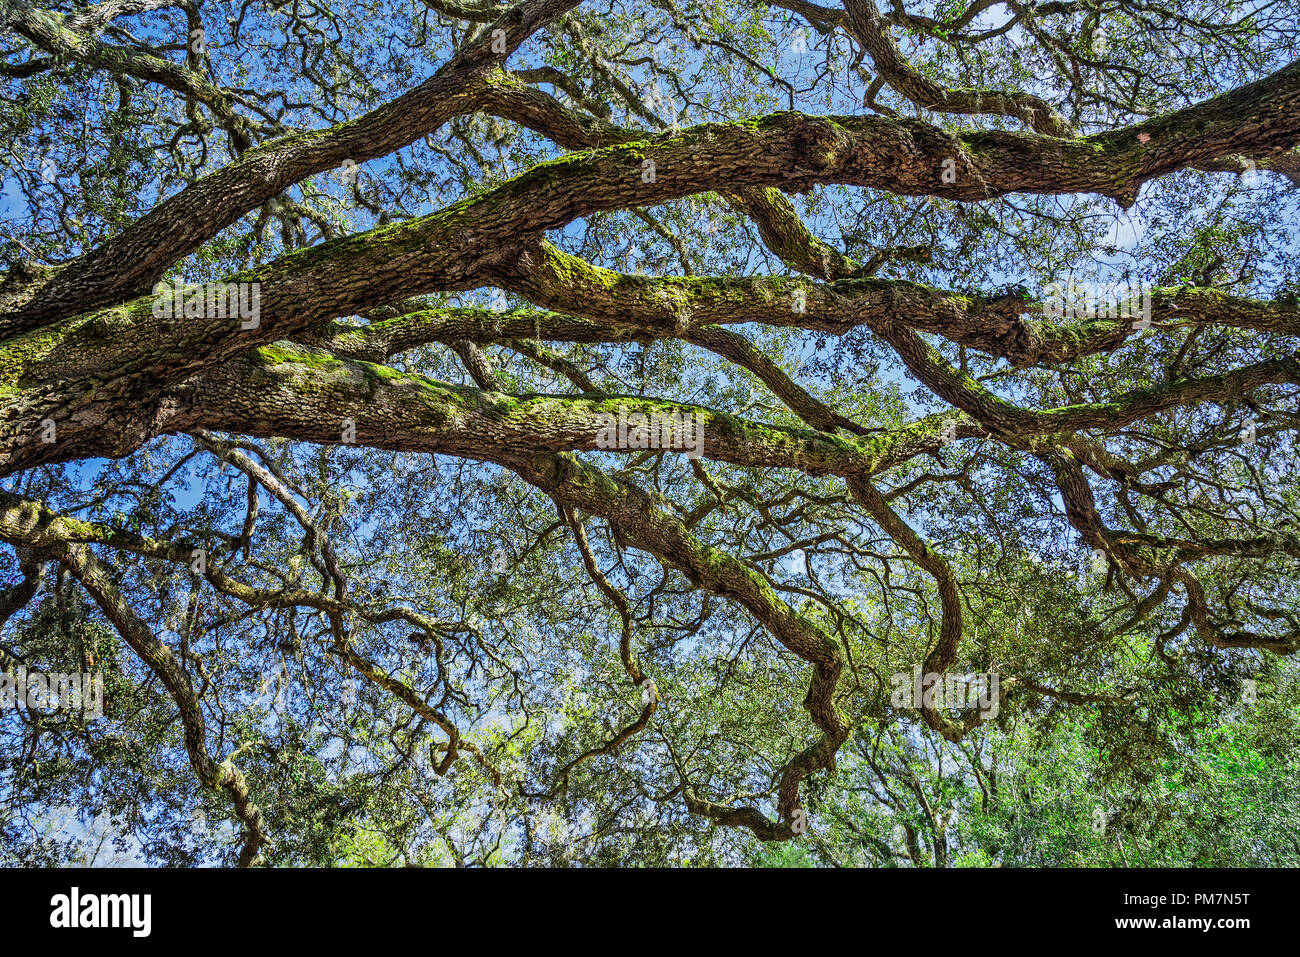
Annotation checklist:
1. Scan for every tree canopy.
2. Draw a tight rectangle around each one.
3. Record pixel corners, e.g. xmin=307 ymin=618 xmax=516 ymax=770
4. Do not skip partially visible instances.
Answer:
xmin=1 ymin=0 xmax=1299 ymax=867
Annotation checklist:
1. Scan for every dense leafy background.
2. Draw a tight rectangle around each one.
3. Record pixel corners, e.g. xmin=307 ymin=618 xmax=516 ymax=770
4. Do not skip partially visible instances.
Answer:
xmin=2 ymin=0 xmax=1299 ymax=865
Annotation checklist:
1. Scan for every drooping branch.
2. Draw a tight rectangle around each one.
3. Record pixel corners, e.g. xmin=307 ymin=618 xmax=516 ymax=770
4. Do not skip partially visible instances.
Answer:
xmin=508 ymin=450 xmax=850 ymax=838
xmin=518 ymin=506 xmax=656 ymax=799
xmin=0 ymin=492 xmax=273 ymax=865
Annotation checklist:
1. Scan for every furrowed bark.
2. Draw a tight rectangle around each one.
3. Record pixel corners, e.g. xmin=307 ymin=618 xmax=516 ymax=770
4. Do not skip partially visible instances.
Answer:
xmin=1 ymin=0 xmax=583 ymax=332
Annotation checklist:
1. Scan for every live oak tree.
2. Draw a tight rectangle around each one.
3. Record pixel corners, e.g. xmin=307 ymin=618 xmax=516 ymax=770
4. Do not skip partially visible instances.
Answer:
xmin=1 ymin=0 xmax=1298 ymax=867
